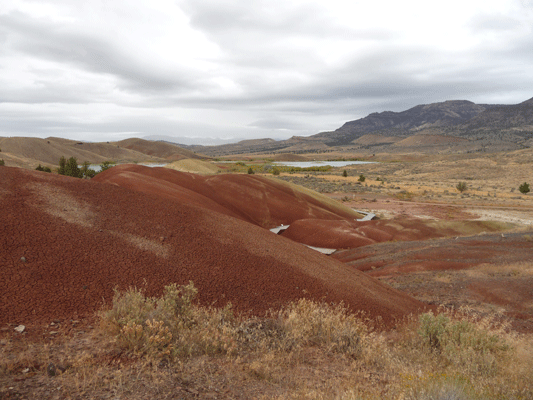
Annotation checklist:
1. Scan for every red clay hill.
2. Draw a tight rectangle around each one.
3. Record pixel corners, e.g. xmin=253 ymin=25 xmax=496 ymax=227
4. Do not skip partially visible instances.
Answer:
xmin=1 ymin=166 xmax=425 ymax=329
xmin=92 ymin=164 xmax=364 ymax=228
xmin=279 ymin=218 xmax=512 ymax=250
xmin=93 ymin=166 xmax=510 ymax=251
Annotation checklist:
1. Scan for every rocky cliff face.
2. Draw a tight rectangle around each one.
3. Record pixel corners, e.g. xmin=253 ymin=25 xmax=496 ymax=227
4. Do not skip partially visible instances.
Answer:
xmin=459 ymin=97 xmax=533 ymax=131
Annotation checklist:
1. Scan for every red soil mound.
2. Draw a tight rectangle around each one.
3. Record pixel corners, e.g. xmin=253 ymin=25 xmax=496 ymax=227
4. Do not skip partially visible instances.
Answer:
xmin=332 ymin=233 xmax=533 ymax=277
xmin=280 ymin=218 xmax=453 ymax=250
xmin=334 ymin=234 xmax=533 ymax=332
xmin=93 ymin=164 xmax=361 ymax=228
xmin=280 ymin=216 xmax=509 ymax=250
xmin=0 ymin=167 xmax=425 ymax=329
xmin=281 ymin=220 xmax=376 ymax=249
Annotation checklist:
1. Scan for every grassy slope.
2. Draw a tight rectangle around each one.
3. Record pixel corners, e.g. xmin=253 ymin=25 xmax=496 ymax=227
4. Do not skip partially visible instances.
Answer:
xmin=0 ymin=137 xmax=163 ymax=168
xmin=113 ymin=138 xmax=206 ymax=161
xmin=165 ymin=159 xmax=221 ymax=174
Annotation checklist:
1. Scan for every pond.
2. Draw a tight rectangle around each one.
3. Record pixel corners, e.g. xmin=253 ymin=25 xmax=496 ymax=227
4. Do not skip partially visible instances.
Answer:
xmin=82 ymin=163 xmax=168 ymax=172
xmin=272 ymin=161 xmax=377 ymax=168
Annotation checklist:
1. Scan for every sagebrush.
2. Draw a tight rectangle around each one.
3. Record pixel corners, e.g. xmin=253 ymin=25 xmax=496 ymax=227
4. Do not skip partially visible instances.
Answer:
xmin=55 ymin=283 xmax=532 ymax=399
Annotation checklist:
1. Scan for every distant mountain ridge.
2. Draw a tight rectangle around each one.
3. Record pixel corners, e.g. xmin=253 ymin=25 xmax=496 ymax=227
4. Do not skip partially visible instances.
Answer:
xmin=4 ymin=97 xmax=533 ymax=164
xmin=461 ymin=98 xmax=533 ymax=131
xmin=185 ymin=96 xmax=533 ymax=155
xmin=318 ymin=100 xmax=494 ymax=145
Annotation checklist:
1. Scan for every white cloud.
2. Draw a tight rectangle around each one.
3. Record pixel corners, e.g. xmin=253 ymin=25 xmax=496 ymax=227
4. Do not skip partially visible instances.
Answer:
xmin=0 ymin=0 xmax=532 ymax=143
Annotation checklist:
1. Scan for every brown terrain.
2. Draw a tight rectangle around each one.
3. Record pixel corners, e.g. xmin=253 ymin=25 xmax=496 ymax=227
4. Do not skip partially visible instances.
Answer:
xmin=2 ymin=134 xmax=533 ymax=398
xmin=2 ymin=143 xmax=533 ymax=333
xmin=0 ymin=137 xmax=205 ymax=170
xmin=1 ymin=165 xmax=427 ymax=333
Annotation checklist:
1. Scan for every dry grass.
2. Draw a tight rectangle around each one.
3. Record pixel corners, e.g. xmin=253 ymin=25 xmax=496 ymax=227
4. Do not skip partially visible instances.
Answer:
xmin=267 ymin=151 xmax=533 ymax=214
xmin=164 ymin=158 xmax=222 ymax=174
xmin=466 ymin=262 xmax=533 ymax=278
xmin=2 ymin=284 xmax=532 ymax=399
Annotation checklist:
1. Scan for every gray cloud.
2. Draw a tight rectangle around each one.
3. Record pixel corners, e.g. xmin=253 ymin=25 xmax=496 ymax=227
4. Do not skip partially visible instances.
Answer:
xmin=0 ymin=11 xmax=198 ymax=97
xmin=248 ymin=117 xmax=309 ymax=131
xmin=0 ymin=1 xmax=532 ymax=143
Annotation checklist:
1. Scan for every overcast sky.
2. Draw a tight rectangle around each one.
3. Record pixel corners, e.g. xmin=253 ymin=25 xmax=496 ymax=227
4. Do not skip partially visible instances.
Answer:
xmin=1 ymin=0 xmax=532 ymax=144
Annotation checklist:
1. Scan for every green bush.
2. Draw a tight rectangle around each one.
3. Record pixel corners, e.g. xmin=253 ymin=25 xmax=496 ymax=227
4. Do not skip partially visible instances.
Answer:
xmin=272 ymin=168 xmax=280 ymax=175
xmin=58 ymin=156 xmax=82 ymax=178
xmin=99 ymin=161 xmax=115 ymax=172
xmin=35 ymin=164 xmax=52 ymax=173
xmin=80 ymin=161 xmax=96 ymax=178
xmin=456 ymin=181 xmax=467 ymax=193
xmin=342 ymin=170 xmax=348 ymax=177
xmin=418 ymin=312 xmax=449 ymax=350
xmin=247 ymin=167 xmax=254 ymax=174
xmin=0 ymin=159 xmax=4 ymax=166
xmin=519 ymin=182 xmax=530 ymax=194
xmin=358 ymin=174 xmax=366 ymax=182
xmin=58 ymin=157 xmax=114 ymax=178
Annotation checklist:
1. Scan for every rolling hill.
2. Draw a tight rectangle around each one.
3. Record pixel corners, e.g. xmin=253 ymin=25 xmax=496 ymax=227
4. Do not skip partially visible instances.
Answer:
xmin=0 ymin=137 xmax=208 ymax=170
xmin=0 ymin=165 xmax=425 ymax=328
xmin=112 ymin=138 xmax=203 ymax=161
xmin=92 ymin=164 xmax=364 ymax=228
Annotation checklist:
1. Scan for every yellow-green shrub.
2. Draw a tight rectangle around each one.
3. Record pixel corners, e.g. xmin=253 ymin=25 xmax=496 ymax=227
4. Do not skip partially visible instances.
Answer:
xmin=417 ymin=311 xmax=510 ymax=375
xmin=99 ymin=282 xmax=238 ymax=359
xmin=279 ymin=299 xmax=367 ymax=357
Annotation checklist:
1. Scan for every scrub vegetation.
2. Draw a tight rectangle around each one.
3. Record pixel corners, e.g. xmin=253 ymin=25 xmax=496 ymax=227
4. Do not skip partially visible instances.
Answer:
xmin=2 ymin=283 xmax=531 ymax=399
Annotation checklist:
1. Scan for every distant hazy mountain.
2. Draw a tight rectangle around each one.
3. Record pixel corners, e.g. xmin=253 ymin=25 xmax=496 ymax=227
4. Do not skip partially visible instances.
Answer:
xmin=143 ymin=135 xmax=245 ymax=146
xmin=187 ymin=97 xmax=533 ymax=155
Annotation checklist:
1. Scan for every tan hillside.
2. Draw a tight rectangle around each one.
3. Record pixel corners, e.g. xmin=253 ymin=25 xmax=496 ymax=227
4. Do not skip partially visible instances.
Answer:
xmin=0 ymin=136 xmax=209 ymax=170
xmin=0 ymin=137 xmax=165 ymax=168
xmin=270 ymin=153 xmax=311 ymax=161
xmin=165 ymin=159 xmax=221 ymax=174
xmin=351 ymin=134 xmax=401 ymax=145
xmin=113 ymin=138 xmax=207 ymax=161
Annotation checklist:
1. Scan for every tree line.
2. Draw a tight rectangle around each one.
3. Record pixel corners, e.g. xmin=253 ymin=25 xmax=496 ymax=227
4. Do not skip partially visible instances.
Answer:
xmin=33 ymin=156 xmax=114 ymax=179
